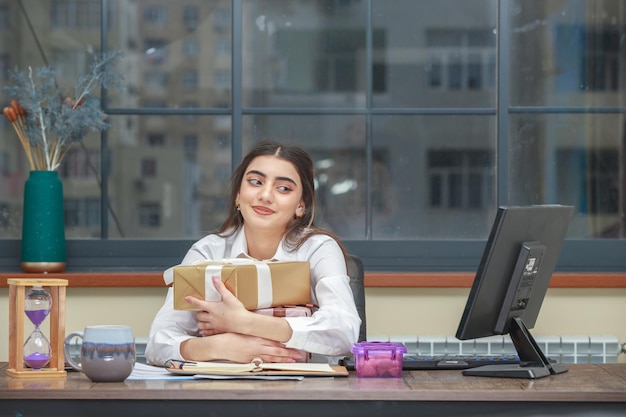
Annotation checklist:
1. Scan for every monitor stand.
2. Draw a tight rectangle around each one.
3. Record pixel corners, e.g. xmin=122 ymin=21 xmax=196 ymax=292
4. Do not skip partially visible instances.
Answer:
xmin=462 ymin=317 xmax=569 ymax=379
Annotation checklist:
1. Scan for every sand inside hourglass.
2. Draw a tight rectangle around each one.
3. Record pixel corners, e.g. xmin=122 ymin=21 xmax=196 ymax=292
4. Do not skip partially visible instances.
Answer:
xmin=23 ymin=286 xmax=52 ymax=369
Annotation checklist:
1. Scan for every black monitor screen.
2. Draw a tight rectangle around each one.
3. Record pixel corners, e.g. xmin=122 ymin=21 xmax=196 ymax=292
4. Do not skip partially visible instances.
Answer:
xmin=455 ymin=204 xmax=574 ymax=379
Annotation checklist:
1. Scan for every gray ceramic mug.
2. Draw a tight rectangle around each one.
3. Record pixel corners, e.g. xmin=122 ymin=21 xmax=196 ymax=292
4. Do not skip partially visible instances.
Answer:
xmin=63 ymin=325 xmax=136 ymax=382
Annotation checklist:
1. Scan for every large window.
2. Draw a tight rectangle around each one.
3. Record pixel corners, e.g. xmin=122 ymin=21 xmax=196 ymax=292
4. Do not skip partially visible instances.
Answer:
xmin=1 ymin=0 xmax=625 ymax=273
xmin=428 ymin=150 xmax=493 ymax=210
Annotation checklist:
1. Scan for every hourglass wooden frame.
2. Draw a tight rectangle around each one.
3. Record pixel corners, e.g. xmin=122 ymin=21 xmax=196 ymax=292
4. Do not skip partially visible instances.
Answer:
xmin=7 ymin=278 xmax=68 ymax=378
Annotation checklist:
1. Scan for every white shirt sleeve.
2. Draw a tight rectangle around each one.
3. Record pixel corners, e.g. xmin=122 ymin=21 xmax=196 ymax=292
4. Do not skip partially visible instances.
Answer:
xmin=144 ymin=287 xmax=197 ymax=366
xmin=282 ymin=236 xmax=361 ymax=356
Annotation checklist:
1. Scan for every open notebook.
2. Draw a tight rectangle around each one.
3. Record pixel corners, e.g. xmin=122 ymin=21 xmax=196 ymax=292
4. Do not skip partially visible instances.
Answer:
xmin=165 ymin=358 xmax=348 ymax=377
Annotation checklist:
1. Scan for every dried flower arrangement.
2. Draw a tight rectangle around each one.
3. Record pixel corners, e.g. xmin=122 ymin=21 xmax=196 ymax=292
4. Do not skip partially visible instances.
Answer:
xmin=2 ymin=49 xmax=124 ymax=171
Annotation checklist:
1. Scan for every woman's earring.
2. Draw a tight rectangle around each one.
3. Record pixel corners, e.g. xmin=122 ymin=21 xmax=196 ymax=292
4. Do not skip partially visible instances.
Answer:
xmin=236 ymin=201 xmax=241 ymax=211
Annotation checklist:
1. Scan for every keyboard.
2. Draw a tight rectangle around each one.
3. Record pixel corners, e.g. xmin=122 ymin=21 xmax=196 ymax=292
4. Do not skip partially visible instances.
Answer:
xmin=340 ymin=354 xmax=522 ymax=371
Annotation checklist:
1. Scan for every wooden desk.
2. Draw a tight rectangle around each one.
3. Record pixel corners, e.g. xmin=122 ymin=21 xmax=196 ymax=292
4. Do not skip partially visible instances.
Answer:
xmin=2 ymin=363 xmax=626 ymax=417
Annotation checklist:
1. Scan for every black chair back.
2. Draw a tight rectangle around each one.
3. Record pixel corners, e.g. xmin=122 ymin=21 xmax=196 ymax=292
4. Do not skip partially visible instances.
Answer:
xmin=346 ymin=254 xmax=367 ymax=342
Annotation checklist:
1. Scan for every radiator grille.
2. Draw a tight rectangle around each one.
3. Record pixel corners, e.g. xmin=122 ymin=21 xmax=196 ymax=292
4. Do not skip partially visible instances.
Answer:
xmin=378 ymin=335 xmax=622 ymax=364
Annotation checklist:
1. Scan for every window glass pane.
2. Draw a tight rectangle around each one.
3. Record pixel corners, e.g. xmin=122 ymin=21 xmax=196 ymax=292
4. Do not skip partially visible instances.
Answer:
xmin=242 ymin=0 xmax=367 ymax=108
xmin=509 ymin=113 xmax=626 ymax=239
xmin=108 ymin=0 xmax=232 ymax=108
xmin=372 ymin=115 xmax=496 ymax=239
xmin=108 ymin=115 xmax=231 ymax=239
xmin=510 ymin=0 xmax=626 ymax=106
xmin=372 ymin=0 xmax=497 ymax=108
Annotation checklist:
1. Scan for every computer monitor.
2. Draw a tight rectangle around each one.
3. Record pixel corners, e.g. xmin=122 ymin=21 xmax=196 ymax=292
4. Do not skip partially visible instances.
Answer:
xmin=455 ymin=204 xmax=574 ymax=379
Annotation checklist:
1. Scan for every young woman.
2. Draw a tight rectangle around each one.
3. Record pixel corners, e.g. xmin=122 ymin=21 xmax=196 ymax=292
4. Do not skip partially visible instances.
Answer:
xmin=145 ymin=141 xmax=361 ymax=366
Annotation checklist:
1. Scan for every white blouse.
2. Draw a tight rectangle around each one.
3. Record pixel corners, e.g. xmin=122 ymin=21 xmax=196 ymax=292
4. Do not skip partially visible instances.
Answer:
xmin=144 ymin=227 xmax=361 ymax=366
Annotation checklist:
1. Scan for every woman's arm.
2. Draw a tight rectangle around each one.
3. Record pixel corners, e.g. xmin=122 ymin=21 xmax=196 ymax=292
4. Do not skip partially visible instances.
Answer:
xmin=191 ymin=237 xmax=361 ymax=357
xmin=144 ymin=287 xmax=197 ymax=366
xmin=283 ymin=237 xmax=361 ymax=356
xmin=179 ymin=332 xmax=302 ymax=363
xmin=147 ymin=285 xmax=303 ymax=364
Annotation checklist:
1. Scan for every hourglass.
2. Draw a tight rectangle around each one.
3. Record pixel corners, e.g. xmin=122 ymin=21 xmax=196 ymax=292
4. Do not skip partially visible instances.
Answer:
xmin=7 ymin=278 xmax=67 ymax=378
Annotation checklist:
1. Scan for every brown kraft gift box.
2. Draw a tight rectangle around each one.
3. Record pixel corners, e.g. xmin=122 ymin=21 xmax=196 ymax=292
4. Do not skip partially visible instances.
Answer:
xmin=173 ymin=259 xmax=311 ymax=311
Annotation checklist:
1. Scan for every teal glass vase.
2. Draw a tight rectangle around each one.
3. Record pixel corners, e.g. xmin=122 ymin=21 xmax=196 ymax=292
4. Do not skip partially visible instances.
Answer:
xmin=21 ymin=171 xmax=67 ymax=273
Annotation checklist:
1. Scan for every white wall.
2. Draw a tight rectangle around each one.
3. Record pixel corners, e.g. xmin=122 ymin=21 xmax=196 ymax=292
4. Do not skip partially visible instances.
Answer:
xmin=1 ymin=287 xmax=625 ymax=362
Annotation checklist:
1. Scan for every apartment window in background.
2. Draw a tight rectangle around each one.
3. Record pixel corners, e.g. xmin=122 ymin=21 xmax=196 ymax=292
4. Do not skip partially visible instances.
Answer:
xmin=138 ymin=203 xmax=161 ymax=229
xmin=0 ymin=5 xmax=8 ymax=30
xmin=0 ymin=151 xmax=8 ymax=177
xmin=214 ymin=38 xmax=230 ymax=56
xmin=0 ymin=54 xmax=8 ymax=81
xmin=213 ymin=6 xmax=230 ymax=32
xmin=182 ymin=70 xmax=198 ymax=91
xmin=59 ymin=149 xmax=100 ymax=180
xmin=428 ymin=150 xmax=494 ymax=210
xmin=144 ymin=71 xmax=169 ymax=88
xmin=65 ymin=198 xmax=100 ymax=229
xmin=51 ymin=0 xmax=100 ymax=29
xmin=183 ymin=135 xmax=198 ymax=160
xmin=426 ymin=29 xmax=496 ymax=91
xmin=143 ymin=100 xmax=167 ymax=111
xmin=143 ymin=6 xmax=168 ymax=24
xmin=147 ymin=134 xmax=166 ymax=147
xmin=554 ymin=24 xmax=626 ymax=94
xmin=555 ymin=148 xmax=619 ymax=216
xmin=183 ymin=6 xmax=198 ymax=31
xmin=584 ymin=27 xmax=624 ymax=92
xmin=141 ymin=158 xmax=157 ymax=178
xmin=53 ymin=50 xmax=90 ymax=80
xmin=183 ymin=38 xmax=200 ymax=58
xmin=213 ymin=70 xmax=230 ymax=90
xmin=0 ymin=203 xmax=8 ymax=229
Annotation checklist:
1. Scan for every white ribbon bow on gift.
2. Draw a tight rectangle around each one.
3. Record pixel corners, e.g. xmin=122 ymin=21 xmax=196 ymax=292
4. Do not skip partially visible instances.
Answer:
xmin=164 ymin=257 xmax=274 ymax=309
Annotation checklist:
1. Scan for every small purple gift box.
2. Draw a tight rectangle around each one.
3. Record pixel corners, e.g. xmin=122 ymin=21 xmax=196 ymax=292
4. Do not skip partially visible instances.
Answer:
xmin=351 ymin=342 xmax=407 ymax=378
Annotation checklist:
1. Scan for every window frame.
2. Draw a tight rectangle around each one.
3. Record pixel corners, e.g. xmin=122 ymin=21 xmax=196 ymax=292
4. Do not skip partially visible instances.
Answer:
xmin=1 ymin=0 xmax=626 ymax=275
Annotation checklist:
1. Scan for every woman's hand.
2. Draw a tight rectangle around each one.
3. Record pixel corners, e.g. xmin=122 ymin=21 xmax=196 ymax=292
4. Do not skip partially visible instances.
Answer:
xmin=186 ymin=277 xmax=248 ymax=336
xmin=180 ymin=332 xmax=303 ymax=364
xmin=186 ymin=276 xmax=295 ymax=349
